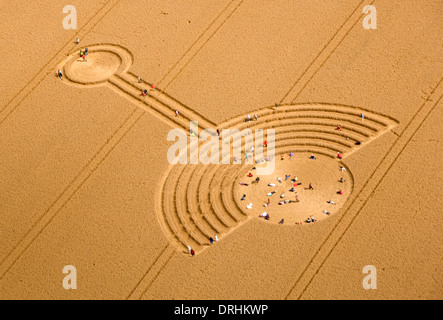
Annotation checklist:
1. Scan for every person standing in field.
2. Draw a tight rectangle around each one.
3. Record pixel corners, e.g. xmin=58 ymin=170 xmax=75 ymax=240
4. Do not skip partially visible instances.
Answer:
xmin=215 ymin=235 xmax=219 ymax=242
xmin=58 ymin=69 xmax=62 ymax=80
xmin=191 ymin=249 xmax=195 ymax=257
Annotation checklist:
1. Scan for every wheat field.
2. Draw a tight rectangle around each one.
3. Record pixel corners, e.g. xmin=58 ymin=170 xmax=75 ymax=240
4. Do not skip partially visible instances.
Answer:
xmin=0 ymin=0 xmax=441 ymax=300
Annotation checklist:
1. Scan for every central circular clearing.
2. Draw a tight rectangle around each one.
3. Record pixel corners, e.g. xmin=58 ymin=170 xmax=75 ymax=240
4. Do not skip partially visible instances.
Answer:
xmin=65 ymin=51 xmax=121 ymax=84
xmin=234 ymin=153 xmax=352 ymax=224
